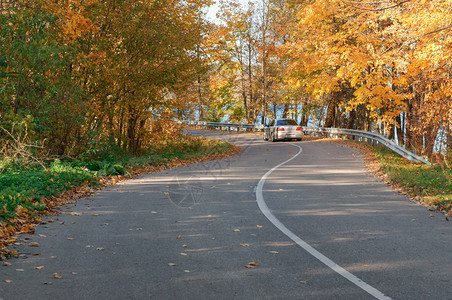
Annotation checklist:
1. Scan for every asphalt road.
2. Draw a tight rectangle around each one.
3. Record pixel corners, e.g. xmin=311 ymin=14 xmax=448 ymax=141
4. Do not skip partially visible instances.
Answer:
xmin=1 ymin=131 xmax=451 ymax=300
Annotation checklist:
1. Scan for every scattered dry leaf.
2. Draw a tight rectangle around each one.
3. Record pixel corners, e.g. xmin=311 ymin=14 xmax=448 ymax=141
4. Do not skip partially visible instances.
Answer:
xmin=29 ymin=242 xmax=40 ymax=247
xmin=5 ymin=279 xmax=13 ymax=283
xmin=233 ymin=229 xmax=240 ymax=232
xmin=240 ymin=243 xmax=250 ymax=247
xmin=67 ymin=237 xmax=74 ymax=240
xmin=176 ymin=235 xmax=182 ymax=239
xmin=39 ymin=234 xmax=47 ymax=238
xmin=269 ymin=251 xmax=279 ymax=254
xmin=168 ymin=263 xmax=177 ymax=266
xmin=35 ymin=266 xmax=45 ymax=270
xmin=52 ymin=273 xmax=62 ymax=279
xmin=245 ymin=261 xmax=259 ymax=268
xmin=96 ymin=247 xmax=105 ymax=251
xmin=67 ymin=212 xmax=82 ymax=216
xmin=179 ymin=252 xmax=188 ymax=256
xmin=299 ymin=281 xmax=308 ymax=284
xmin=16 ymin=269 xmax=24 ymax=272
xmin=3 ymin=262 xmax=12 ymax=266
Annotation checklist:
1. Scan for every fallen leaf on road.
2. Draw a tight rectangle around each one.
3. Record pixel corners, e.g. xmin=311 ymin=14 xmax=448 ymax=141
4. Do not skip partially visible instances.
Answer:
xmin=182 ymin=244 xmax=188 ymax=248
xmin=96 ymin=247 xmax=105 ymax=251
xmin=39 ymin=234 xmax=47 ymax=238
xmin=184 ymin=270 xmax=190 ymax=273
xmin=179 ymin=252 xmax=188 ymax=256
xmin=244 ymin=261 xmax=259 ymax=268
xmin=168 ymin=263 xmax=177 ymax=266
xmin=299 ymin=281 xmax=308 ymax=284
xmin=5 ymin=279 xmax=13 ymax=283
xmin=53 ymin=273 xmax=62 ymax=279
xmin=411 ymin=219 xmax=416 ymax=221
xmin=67 ymin=237 xmax=74 ymax=240
xmin=43 ymin=282 xmax=53 ymax=285
xmin=151 ymin=211 xmax=158 ymax=214
xmin=176 ymin=235 xmax=182 ymax=239
xmin=240 ymin=243 xmax=250 ymax=247
xmin=233 ymin=229 xmax=240 ymax=232
xmin=67 ymin=212 xmax=82 ymax=216
xmin=269 ymin=251 xmax=279 ymax=254
xmin=91 ymin=213 xmax=99 ymax=216
xmin=16 ymin=269 xmax=24 ymax=272
xmin=34 ymin=266 xmax=45 ymax=270
xmin=429 ymin=214 xmax=435 ymax=217
xmin=29 ymin=242 xmax=40 ymax=247
xmin=163 ymin=192 xmax=169 ymax=195
xmin=3 ymin=262 xmax=12 ymax=266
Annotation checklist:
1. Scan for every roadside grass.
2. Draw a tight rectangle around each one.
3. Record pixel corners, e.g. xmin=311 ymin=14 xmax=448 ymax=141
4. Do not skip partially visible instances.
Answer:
xmin=372 ymin=148 xmax=452 ymax=213
xmin=0 ymin=135 xmax=238 ymax=254
xmin=326 ymin=138 xmax=452 ymax=215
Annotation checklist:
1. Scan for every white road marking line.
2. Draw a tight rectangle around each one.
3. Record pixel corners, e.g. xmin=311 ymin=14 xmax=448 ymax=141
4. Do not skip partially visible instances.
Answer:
xmin=256 ymin=144 xmax=391 ymax=300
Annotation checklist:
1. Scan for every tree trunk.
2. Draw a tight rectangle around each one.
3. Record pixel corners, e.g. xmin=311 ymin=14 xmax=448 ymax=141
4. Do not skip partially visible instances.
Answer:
xmin=395 ymin=114 xmax=404 ymax=145
xmin=346 ymin=109 xmax=356 ymax=129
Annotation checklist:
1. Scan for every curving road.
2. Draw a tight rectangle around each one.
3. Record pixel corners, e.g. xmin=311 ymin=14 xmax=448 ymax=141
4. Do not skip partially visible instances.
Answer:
xmin=1 ymin=130 xmax=451 ymax=299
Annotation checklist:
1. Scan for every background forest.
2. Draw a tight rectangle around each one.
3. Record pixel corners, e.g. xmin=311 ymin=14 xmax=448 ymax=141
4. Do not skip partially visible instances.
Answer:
xmin=1 ymin=0 xmax=451 ymax=162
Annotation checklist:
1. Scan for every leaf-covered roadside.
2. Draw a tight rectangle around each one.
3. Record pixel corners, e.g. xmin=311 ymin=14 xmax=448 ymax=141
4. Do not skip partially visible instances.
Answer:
xmin=0 ymin=136 xmax=240 ymax=257
xmin=373 ymin=149 xmax=452 ymax=214
xmin=324 ymin=139 xmax=452 ymax=217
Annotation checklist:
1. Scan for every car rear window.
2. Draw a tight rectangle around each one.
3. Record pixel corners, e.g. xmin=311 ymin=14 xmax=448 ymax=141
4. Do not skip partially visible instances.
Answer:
xmin=276 ymin=119 xmax=297 ymax=126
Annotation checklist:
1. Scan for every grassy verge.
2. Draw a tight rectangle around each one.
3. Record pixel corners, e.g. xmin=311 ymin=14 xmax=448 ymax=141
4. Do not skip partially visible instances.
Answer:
xmin=0 ymin=135 xmax=239 ymax=255
xmin=325 ymin=138 xmax=452 ymax=215
xmin=372 ymin=148 xmax=452 ymax=213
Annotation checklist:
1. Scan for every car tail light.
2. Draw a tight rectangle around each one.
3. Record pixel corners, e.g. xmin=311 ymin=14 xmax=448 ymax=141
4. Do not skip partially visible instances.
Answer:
xmin=296 ymin=127 xmax=302 ymax=131
xmin=277 ymin=128 xmax=285 ymax=132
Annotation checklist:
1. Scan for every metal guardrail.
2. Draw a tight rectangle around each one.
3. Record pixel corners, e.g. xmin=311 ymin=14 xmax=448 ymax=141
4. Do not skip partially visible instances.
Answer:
xmin=184 ymin=121 xmax=264 ymax=131
xmin=301 ymin=127 xmax=431 ymax=165
xmin=183 ymin=121 xmax=431 ymax=165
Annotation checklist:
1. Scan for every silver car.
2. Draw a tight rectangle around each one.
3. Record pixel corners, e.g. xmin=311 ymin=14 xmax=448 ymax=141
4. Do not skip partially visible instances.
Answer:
xmin=263 ymin=119 xmax=303 ymax=142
